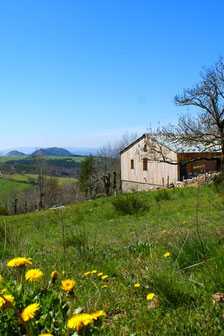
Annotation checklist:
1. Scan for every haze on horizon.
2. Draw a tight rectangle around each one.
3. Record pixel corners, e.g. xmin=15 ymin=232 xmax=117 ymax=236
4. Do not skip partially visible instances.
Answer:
xmin=0 ymin=0 xmax=224 ymax=150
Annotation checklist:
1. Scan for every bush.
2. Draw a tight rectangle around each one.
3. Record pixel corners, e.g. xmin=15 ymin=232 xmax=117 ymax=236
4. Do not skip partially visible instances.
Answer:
xmin=0 ymin=205 xmax=9 ymax=215
xmin=154 ymin=189 xmax=172 ymax=203
xmin=111 ymin=194 xmax=147 ymax=215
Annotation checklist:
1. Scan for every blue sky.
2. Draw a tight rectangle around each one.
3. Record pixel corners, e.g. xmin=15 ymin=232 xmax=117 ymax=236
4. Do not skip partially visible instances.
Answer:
xmin=0 ymin=0 xmax=224 ymax=149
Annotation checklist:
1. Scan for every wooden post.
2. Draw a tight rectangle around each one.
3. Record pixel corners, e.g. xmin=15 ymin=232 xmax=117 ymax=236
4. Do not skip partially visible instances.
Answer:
xmin=167 ymin=176 xmax=169 ymax=187
xmin=162 ymin=177 xmax=164 ymax=187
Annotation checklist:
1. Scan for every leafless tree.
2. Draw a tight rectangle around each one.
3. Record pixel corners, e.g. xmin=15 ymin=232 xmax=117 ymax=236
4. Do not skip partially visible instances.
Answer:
xmin=140 ymin=58 xmax=224 ymax=168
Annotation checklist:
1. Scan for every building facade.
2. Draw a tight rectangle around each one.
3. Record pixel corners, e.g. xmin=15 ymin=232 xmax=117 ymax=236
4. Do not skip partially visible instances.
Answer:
xmin=120 ymin=134 xmax=220 ymax=192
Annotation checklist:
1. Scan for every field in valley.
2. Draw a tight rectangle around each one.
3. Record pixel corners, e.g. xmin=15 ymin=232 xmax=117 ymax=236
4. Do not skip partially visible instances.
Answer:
xmin=1 ymin=184 xmax=224 ymax=335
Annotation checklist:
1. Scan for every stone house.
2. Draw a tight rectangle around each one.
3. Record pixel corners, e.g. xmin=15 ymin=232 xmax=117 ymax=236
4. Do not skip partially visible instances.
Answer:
xmin=120 ymin=133 xmax=220 ymax=192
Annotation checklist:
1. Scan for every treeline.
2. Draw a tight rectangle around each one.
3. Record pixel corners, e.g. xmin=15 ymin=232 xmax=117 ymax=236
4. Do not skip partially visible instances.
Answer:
xmin=0 ymin=158 xmax=82 ymax=177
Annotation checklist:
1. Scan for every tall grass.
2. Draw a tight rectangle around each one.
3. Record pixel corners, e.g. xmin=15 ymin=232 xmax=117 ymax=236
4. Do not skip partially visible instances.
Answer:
xmin=111 ymin=194 xmax=148 ymax=215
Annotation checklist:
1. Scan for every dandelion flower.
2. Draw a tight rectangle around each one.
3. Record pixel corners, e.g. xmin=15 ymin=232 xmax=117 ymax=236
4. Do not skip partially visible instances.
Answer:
xmin=67 ymin=313 xmax=93 ymax=331
xmin=163 ymin=252 xmax=171 ymax=258
xmin=21 ymin=303 xmax=40 ymax=321
xmin=38 ymin=334 xmax=53 ymax=336
xmin=101 ymin=285 xmax=107 ymax=288
xmin=25 ymin=269 xmax=44 ymax=282
xmin=101 ymin=275 xmax=108 ymax=280
xmin=84 ymin=271 xmax=90 ymax=276
xmin=97 ymin=272 xmax=103 ymax=277
xmin=91 ymin=270 xmax=97 ymax=274
xmin=134 ymin=283 xmax=141 ymax=288
xmin=51 ymin=271 xmax=58 ymax=282
xmin=7 ymin=257 xmax=32 ymax=268
xmin=162 ymin=230 xmax=167 ymax=233
xmin=147 ymin=293 xmax=155 ymax=301
xmin=91 ymin=310 xmax=106 ymax=320
xmin=0 ymin=294 xmax=14 ymax=308
xmin=0 ymin=288 xmax=6 ymax=294
xmin=61 ymin=279 xmax=75 ymax=292
xmin=0 ymin=275 xmax=3 ymax=283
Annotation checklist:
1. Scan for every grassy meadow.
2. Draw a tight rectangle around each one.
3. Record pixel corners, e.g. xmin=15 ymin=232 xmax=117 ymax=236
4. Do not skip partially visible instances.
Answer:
xmin=1 ymin=185 xmax=224 ymax=335
xmin=0 ymin=174 xmax=78 ymax=185
xmin=0 ymin=156 xmax=86 ymax=163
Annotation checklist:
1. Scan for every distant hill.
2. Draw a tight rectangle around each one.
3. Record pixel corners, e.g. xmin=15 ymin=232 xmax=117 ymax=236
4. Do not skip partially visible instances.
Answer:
xmin=32 ymin=147 xmax=73 ymax=157
xmin=4 ymin=150 xmax=27 ymax=157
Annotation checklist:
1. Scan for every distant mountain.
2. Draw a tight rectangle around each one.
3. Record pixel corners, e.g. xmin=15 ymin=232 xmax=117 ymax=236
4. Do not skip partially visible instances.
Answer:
xmin=0 ymin=146 xmax=99 ymax=156
xmin=32 ymin=147 xmax=73 ymax=157
xmin=4 ymin=150 xmax=27 ymax=157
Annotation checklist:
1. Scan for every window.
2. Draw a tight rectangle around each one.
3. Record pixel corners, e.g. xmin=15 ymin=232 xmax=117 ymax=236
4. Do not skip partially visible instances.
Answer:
xmin=131 ymin=159 xmax=134 ymax=169
xmin=144 ymin=144 xmax=147 ymax=152
xmin=143 ymin=158 xmax=148 ymax=171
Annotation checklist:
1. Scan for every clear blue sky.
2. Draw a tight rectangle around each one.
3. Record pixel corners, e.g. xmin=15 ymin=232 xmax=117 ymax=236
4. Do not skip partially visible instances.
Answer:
xmin=0 ymin=0 xmax=224 ymax=149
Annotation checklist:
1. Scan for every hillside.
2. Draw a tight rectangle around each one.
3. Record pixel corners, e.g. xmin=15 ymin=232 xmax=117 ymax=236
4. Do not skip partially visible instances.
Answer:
xmin=1 ymin=185 xmax=224 ymax=334
xmin=32 ymin=147 xmax=72 ymax=156
xmin=4 ymin=150 xmax=26 ymax=157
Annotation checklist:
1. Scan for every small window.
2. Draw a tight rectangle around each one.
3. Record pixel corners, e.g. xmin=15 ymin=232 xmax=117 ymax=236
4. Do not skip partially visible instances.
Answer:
xmin=143 ymin=158 xmax=148 ymax=171
xmin=144 ymin=144 xmax=147 ymax=152
xmin=131 ymin=159 xmax=134 ymax=169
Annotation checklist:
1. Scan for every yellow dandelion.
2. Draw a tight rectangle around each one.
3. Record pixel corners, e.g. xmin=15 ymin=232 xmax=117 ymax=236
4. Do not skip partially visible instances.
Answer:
xmin=62 ymin=271 xmax=66 ymax=275
xmin=91 ymin=270 xmax=97 ymax=274
xmin=101 ymin=275 xmax=108 ymax=280
xmin=38 ymin=334 xmax=53 ymax=336
xmin=61 ymin=279 xmax=75 ymax=292
xmin=67 ymin=313 xmax=93 ymax=331
xmin=134 ymin=283 xmax=141 ymax=288
xmin=21 ymin=303 xmax=40 ymax=321
xmin=91 ymin=310 xmax=106 ymax=320
xmin=101 ymin=285 xmax=108 ymax=288
xmin=162 ymin=230 xmax=167 ymax=233
xmin=0 ymin=294 xmax=14 ymax=308
xmin=0 ymin=288 xmax=7 ymax=294
xmin=0 ymin=275 xmax=3 ymax=283
xmin=163 ymin=252 xmax=171 ymax=258
xmin=51 ymin=271 xmax=58 ymax=281
xmin=25 ymin=269 xmax=44 ymax=282
xmin=7 ymin=257 xmax=32 ymax=268
xmin=97 ymin=272 xmax=103 ymax=277
xmin=147 ymin=293 xmax=155 ymax=300
xmin=83 ymin=271 xmax=90 ymax=276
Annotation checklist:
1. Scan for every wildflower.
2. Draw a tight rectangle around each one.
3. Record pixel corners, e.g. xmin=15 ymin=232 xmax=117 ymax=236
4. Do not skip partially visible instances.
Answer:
xmin=91 ymin=310 xmax=106 ymax=320
xmin=38 ymin=334 xmax=53 ymax=336
xmin=163 ymin=252 xmax=171 ymax=258
xmin=97 ymin=272 xmax=103 ymax=277
xmin=21 ymin=303 xmax=40 ymax=321
xmin=51 ymin=271 xmax=58 ymax=282
xmin=61 ymin=279 xmax=75 ymax=292
xmin=25 ymin=269 xmax=44 ymax=282
xmin=0 ymin=294 xmax=14 ymax=308
xmin=101 ymin=285 xmax=108 ymax=288
xmin=67 ymin=313 xmax=93 ymax=331
xmin=101 ymin=275 xmax=108 ymax=280
xmin=7 ymin=257 xmax=32 ymax=268
xmin=62 ymin=271 xmax=66 ymax=275
xmin=91 ymin=270 xmax=97 ymax=274
xmin=162 ymin=230 xmax=167 ymax=233
xmin=84 ymin=271 xmax=90 ymax=276
xmin=134 ymin=283 xmax=141 ymax=288
xmin=0 ymin=275 xmax=3 ymax=283
xmin=0 ymin=288 xmax=6 ymax=294
xmin=147 ymin=293 xmax=155 ymax=300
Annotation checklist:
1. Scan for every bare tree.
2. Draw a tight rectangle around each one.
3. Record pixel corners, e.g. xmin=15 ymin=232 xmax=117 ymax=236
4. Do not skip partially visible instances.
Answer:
xmin=141 ymin=58 xmax=224 ymax=168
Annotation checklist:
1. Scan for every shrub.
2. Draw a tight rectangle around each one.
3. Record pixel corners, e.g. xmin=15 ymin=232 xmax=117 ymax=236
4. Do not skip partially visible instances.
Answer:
xmin=111 ymin=194 xmax=147 ymax=215
xmin=153 ymin=189 xmax=172 ymax=203
xmin=0 ymin=205 xmax=9 ymax=216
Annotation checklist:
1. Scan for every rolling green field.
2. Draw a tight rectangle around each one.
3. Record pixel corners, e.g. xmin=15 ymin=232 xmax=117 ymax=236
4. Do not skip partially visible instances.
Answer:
xmin=0 ymin=156 xmax=86 ymax=163
xmin=0 ymin=174 xmax=78 ymax=184
xmin=1 ymin=185 xmax=224 ymax=335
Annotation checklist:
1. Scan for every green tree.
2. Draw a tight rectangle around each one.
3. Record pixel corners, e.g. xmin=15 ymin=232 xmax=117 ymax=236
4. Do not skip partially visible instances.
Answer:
xmin=78 ymin=155 xmax=96 ymax=198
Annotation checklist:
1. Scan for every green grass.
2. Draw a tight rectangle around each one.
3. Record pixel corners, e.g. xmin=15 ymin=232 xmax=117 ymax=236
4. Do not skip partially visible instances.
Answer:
xmin=1 ymin=185 xmax=224 ymax=334
xmin=0 ymin=174 xmax=78 ymax=185
xmin=0 ymin=155 xmax=86 ymax=163
xmin=0 ymin=179 xmax=31 ymax=202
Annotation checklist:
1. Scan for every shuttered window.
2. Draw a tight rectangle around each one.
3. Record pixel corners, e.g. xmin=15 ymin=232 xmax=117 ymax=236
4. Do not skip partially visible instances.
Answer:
xmin=131 ymin=159 xmax=134 ymax=169
xmin=143 ymin=158 xmax=148 ymax=171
